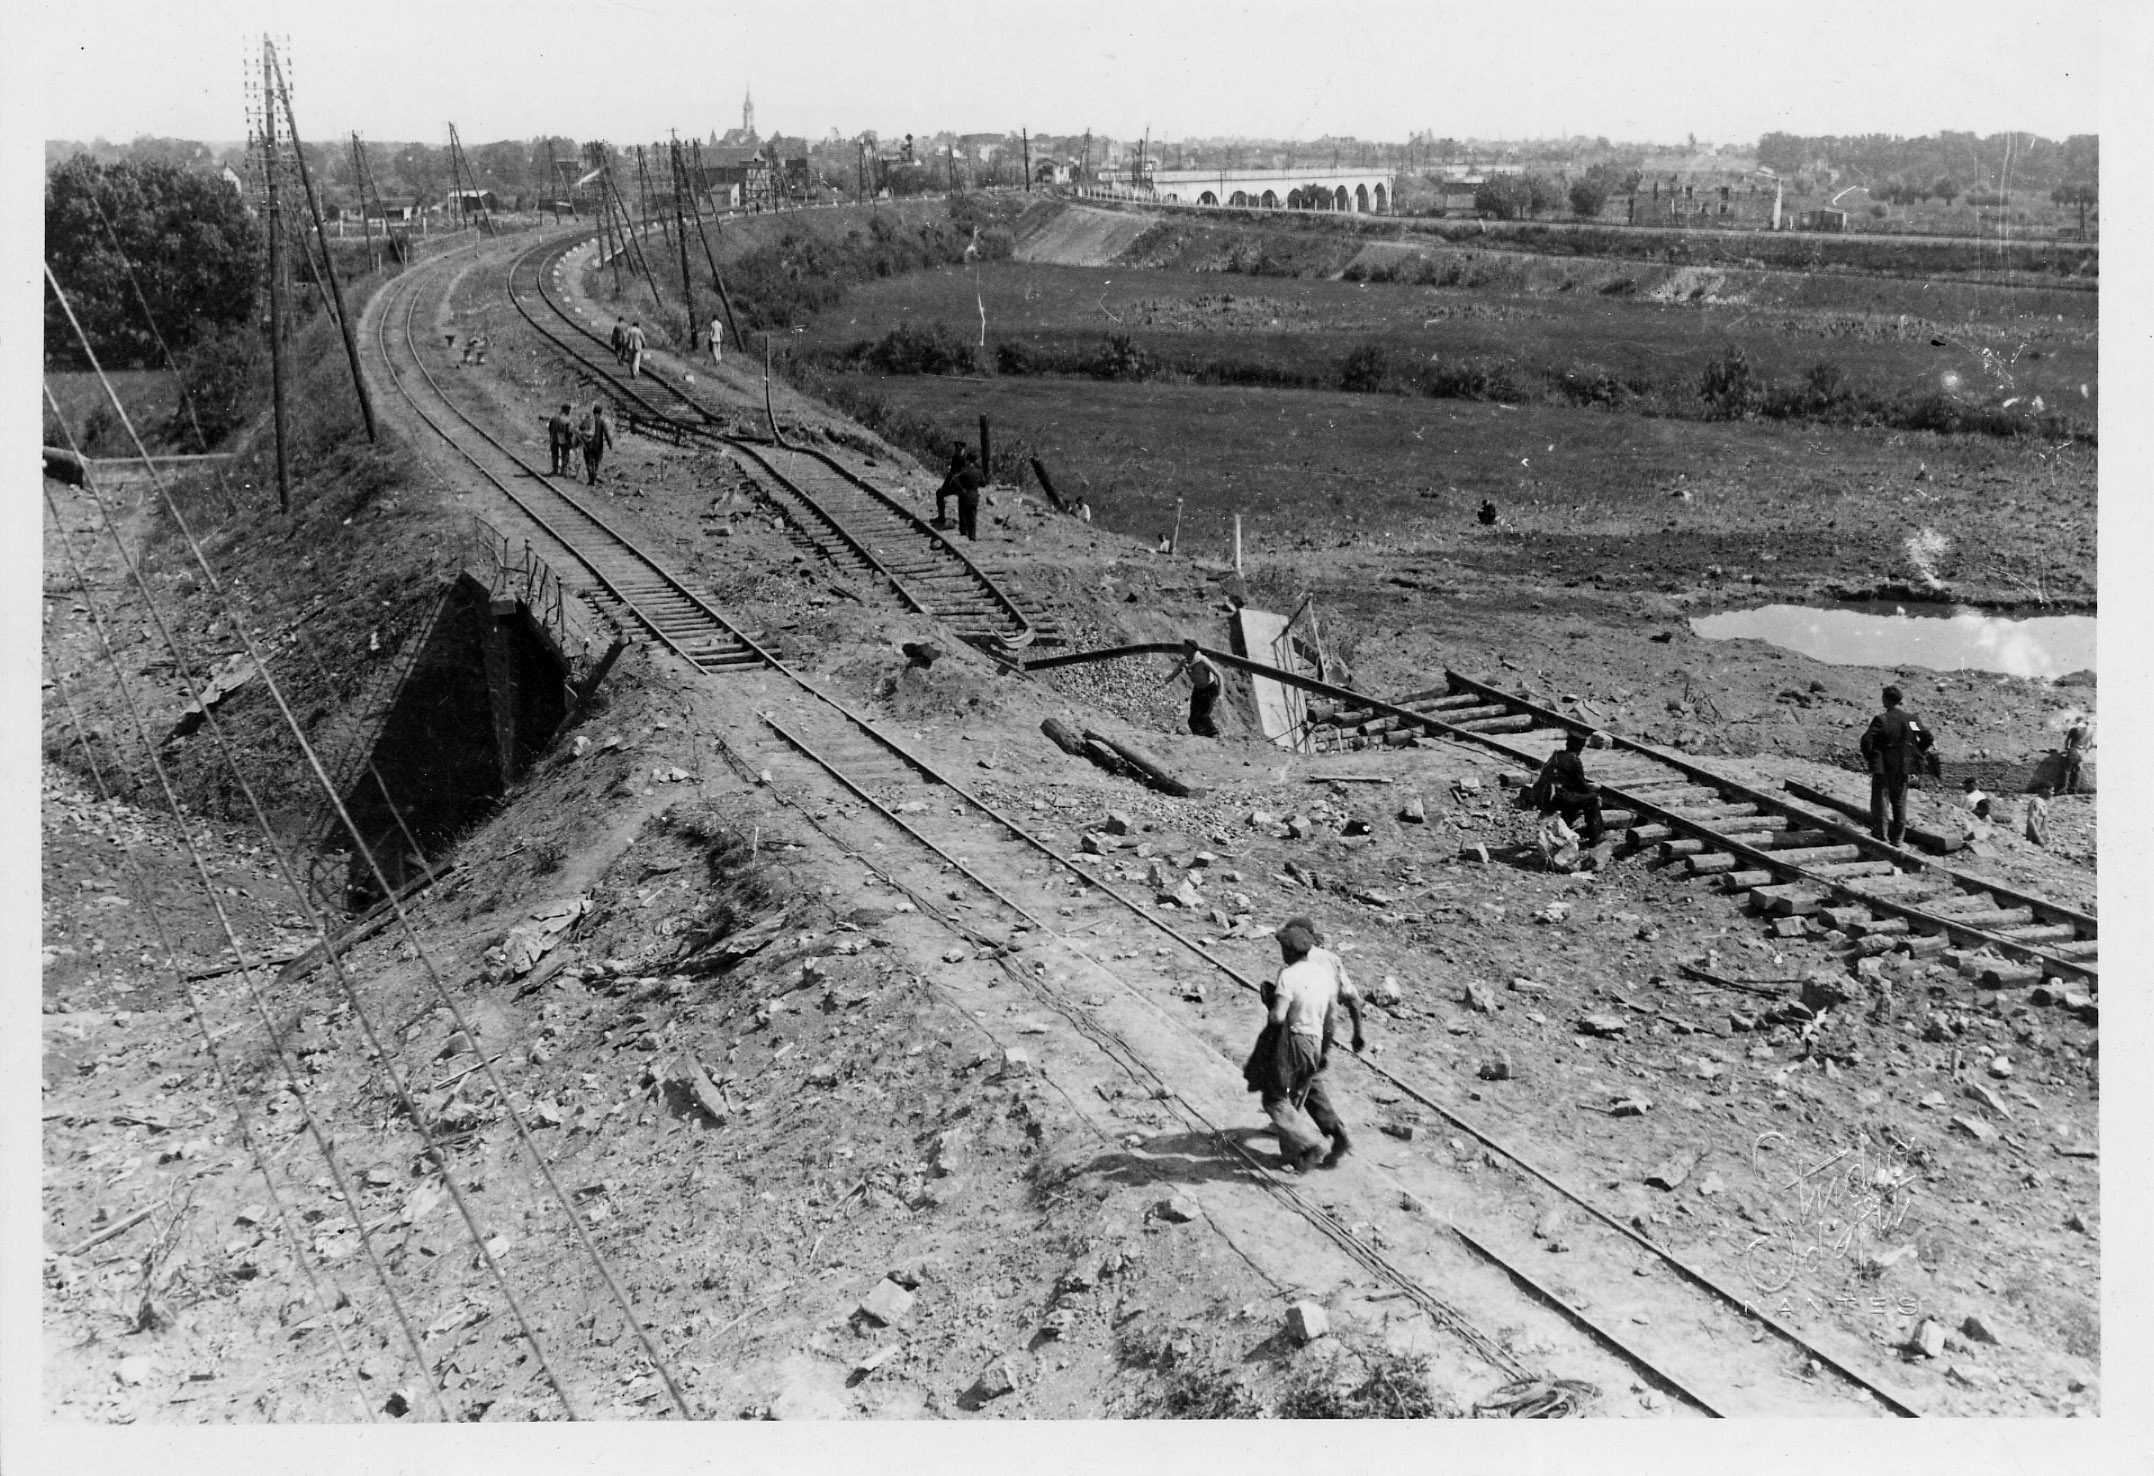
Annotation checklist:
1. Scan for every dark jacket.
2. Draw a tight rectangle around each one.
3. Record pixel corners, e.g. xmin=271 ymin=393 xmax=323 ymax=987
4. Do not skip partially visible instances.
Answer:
xmin=1861 ymin=707 xmax=1934 ymax=777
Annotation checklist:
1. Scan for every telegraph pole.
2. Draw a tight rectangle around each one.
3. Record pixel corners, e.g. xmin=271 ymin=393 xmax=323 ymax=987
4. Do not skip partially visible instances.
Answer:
xmin=259 ymin=41 xmax=290 ymax=512
xmin=1022 ymin=127 xmax=1031 ymax=191
xmin=667 ymin=134 xmax=697 ymax=344
xmin=270 ymin=43 xmax=374 ymax=441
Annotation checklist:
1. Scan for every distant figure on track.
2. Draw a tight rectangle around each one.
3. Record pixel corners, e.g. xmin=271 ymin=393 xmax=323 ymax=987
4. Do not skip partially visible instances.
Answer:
xmin=579 ymin=403 xmax=613 ymax=487
xmin=2060 ymin=717 xmax=2090 ymax=794
xmin=934 ymin=443 xmax=984 ymax=534
xmin=610 ymin=318 xmax=627 ymax=364
xmin=625 ymin=321 xmax=648 ymax=377
xmin=1477 ymin=498 xmax=1499 ymax=526
xmin=1161 ymin=638 xmax=1224 ymax=738
xmin=1860 ymin=685 xmax=1935 ymax=846
xmin=1242 ymin=916 xmax=1365 ymax=1173
xmin=1528 ymin=729 xmax=1606 ymax=847
xmin=709 ymin=314 xmax=725 ymax=366
xmin=547 ymin=402 xmax=575 ymax=476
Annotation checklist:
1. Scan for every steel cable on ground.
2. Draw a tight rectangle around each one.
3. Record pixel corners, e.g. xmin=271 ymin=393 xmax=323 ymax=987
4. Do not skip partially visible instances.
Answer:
xmin=44 ymin=667 xmax=381 ymax=1423
xmin=65 ymin=219 xmax=450 ymax=903
xmin=44 ymin=460 xmax=428 ymax=1421
xmin=54 ymin=261 xmax=695 ymax=1422
xmin=47 ymin=273 xmax=594 ymax=1421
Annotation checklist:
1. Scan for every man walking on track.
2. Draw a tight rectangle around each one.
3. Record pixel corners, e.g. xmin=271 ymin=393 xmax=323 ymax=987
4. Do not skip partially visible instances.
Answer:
xmin=1242 ymin=916 xmax=1366 ymax=1173
xmin=709 ymin=314 xmax=725 ymax=366
xmin=546 ymin=403 xmax=575 ymax=476
xmin=1860 ymin=685 xmax=1935 ymax=846
xmin=579 ymin=403 xmax=613 ymax=487
xmin=1161 ymin=639 xmax=1224 ymax=738
xmin=934 ymin=443 xmax=984 ymax=532
xmin=610 ymin=318 xmax=627 ymax=365
xmin=624 ymin=320 xmax=648 ymax=377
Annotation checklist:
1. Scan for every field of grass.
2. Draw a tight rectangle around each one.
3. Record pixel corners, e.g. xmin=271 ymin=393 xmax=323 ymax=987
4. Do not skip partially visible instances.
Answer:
xmin=792 ymin=257 xmax=2097 ymax=433
xmin=808 ymin=369 xmax=2094 ymax=604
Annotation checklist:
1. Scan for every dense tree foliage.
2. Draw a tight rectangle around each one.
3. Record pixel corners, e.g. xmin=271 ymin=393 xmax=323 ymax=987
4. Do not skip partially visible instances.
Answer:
xmin=44 ymin=157 xmax=261 ymax=370
xmin=1474 ymin=173 xmax=1561 ymax=220
xmin=1755 ymin=130 xmax=2095 ymax=195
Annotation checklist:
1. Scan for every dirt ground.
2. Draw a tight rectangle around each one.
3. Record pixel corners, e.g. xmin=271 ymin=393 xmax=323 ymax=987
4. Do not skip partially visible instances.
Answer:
xmin=39 ymin=216 xmax=2100 ymax=1424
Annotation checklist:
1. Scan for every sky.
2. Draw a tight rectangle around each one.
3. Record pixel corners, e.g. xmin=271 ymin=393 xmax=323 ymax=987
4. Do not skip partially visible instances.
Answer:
xmin=23 ymin=0 xmax=2103 ymax=149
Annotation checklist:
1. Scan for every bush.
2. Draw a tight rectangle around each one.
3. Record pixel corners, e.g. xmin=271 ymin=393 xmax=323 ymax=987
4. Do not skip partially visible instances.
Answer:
xmin=1275 ymin=1353 xmax=1455 ymax=1419
xmin=1699 ymin=345 xmax=1761 ymax=419
xmin=1336 ymin=342 xmax=1391 ymax=393
xmin=1085 ymin=333 xmax=1154 ymax=381
xmin=852 ymin=322 xmax=977 ymax=375
xmin=170 ymin=323 xmax=268 ymax=448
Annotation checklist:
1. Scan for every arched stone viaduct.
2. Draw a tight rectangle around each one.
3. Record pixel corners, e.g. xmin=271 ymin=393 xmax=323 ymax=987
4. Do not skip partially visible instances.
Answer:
xmin=1150 ymin=167 xmax=1397 ymax=214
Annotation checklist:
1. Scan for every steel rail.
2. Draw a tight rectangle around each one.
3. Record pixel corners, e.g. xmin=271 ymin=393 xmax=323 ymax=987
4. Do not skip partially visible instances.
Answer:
xmin=502 ymin=233 xmax=1035 ymax=646
xmin=1025 ymin=641 xmax=1939 ymax=1414
xmin=374 ymin=242 xmax=766 ymax=677
xmin=1030 ymin=642 xmax=2092 ymax=983
xmin=379 ymin=245 xmax=1914 ymax=1418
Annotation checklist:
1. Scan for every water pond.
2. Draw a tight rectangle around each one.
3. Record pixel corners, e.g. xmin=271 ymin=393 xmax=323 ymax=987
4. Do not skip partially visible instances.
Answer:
xmin=1691 ymin=602 xmax=2094 ymax=680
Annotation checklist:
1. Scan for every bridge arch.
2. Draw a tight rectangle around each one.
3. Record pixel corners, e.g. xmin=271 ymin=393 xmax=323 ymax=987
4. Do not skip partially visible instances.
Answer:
xmin=1199 ymin=190 xmax=1217 ymax=205
xmin=1355 ymin=183 xmax=1370 ymax=213
xmin=1229 ymin=190 xmax=1249 ymax=207
xmin=1260 ymin=189 xmax=1278 ymax=208
xmin=1335 ymin=185 xmax=1351 ymax=211
xmin=1373 ymin=182 xmax=1388 ymax=213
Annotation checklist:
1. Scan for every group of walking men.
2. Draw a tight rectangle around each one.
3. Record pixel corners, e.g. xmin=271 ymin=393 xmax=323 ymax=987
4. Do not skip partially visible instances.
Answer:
xmin=545 ymin=402 xmax=614 ymax=486
xmin=608 ymin=319 xmax=648 ymax=377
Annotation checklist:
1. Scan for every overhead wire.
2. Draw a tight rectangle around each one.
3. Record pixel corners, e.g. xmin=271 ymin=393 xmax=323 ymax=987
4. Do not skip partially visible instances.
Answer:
xmin=45 ymin=273 xmax=591 ymax=1421
xmin=42 ymin=437 xmax=429 ymax=1421
xmin=47 ymin=259 xmax=691 ymax=1420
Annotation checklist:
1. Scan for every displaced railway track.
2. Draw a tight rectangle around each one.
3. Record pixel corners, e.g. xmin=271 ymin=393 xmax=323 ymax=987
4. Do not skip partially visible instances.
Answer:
xmin=1031 ymin=644 xmax=2097 ymax=993
xmin=501 ymin=233 xmax=1048 ymax=651
xmin=365 ymin=241 xmax=1923 ymax=1417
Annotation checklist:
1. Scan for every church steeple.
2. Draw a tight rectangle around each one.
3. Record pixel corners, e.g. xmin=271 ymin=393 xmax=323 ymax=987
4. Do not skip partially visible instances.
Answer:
xmin=743 ymin=88 xmax=756 ymax=140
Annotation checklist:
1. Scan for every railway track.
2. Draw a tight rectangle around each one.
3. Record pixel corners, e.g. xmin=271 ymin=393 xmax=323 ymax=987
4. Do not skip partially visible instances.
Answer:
xmin=1312 ymin=669 xmax=2097 ymax=991
xmin=501 ymin=233 xmax=1053 ymax=651
xmin=359 ymin=240 xmax=1931 ymax=1417
xmin=372 ymin=239 xmax=765 ymax=674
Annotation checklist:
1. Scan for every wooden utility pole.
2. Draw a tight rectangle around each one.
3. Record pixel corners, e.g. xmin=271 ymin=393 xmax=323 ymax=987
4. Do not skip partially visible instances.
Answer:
xmin=680 ymin=145 xmax=745 ymax=353
xmin=1082 ymin=129 xmax=1091 ymax=186
xmin=271 ymin=45 xmax=374 ymax=441
xmin=349 ymin=133 xmax=379 ymax=271
xmin=634 ymin=145 xmax=659 ymax=243
xmin=259 ymin=42 xmax=290 ymax=513
xmin=545 ymin=137 xmax=560 ymax=222
xmin=948 ymin=142 xmax=958 ymax=193
xmin=596 ymin=171 xmax=626 ymax=294
xmin=1022 ymin=128 xmax=1031 ymax=191
xmin=667 ymin=135 xmax=697 ymax=344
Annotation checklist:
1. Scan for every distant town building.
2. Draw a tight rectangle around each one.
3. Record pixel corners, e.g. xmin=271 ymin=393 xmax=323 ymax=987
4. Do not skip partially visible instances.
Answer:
xmin=715 ymin=90 xmax=759 ymax=150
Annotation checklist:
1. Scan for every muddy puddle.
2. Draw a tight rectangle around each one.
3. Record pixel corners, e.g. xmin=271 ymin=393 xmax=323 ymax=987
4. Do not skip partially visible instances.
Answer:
xmin=1691 ymin=601 xmax=2095 ymax=679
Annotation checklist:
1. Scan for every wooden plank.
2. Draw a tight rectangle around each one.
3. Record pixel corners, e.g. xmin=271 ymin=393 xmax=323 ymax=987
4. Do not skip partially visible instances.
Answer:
xmin=1233 ymin=607 xmax=1310 ymax=750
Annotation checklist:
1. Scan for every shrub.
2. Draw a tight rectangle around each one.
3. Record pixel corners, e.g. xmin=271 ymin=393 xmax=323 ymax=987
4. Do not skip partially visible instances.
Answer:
xmin=1085 ymin=333 xmax=1154 ymax=381
xmin=853 ymin=322 xmax=976 ymax=375
xmin=1699 ymin=345 xmax=1761 ymax=419
xmin=1336 ymin=342 xmax=1391 ymax=393
xmin=170 ymin=323 xmax=267 ymax=448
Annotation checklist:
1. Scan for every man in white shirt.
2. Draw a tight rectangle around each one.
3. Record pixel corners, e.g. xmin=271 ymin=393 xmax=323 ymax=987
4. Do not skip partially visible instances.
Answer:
xmin=1242 ymin=916 xmax=1366 ymax=1171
